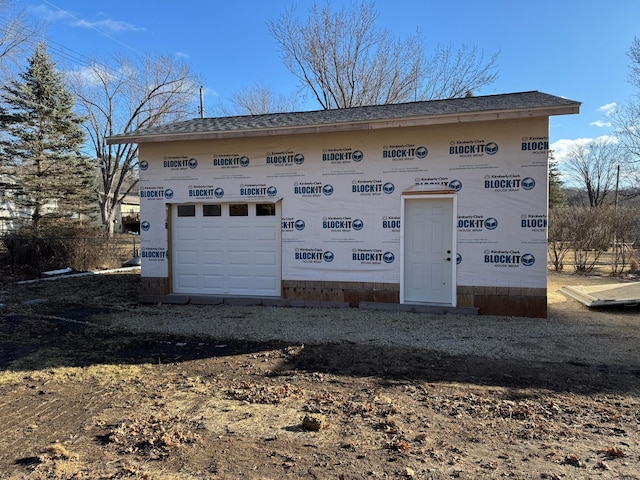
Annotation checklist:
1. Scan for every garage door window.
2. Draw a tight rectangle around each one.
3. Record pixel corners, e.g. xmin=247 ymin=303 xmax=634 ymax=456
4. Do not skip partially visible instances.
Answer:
xmin=229 ymin=204 xmax=248 ymax=216
xmin=256 ymin=203 xmax=276 ymax=216
xmin=203 ymin=204 xmax=221 ymax=216
xmin=177 ymin=205 xmax=196 ymax=217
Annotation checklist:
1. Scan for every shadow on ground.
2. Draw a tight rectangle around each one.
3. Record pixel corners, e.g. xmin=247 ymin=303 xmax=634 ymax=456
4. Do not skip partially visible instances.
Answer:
xmin=1 ymin=308 xmax=639 ymax=396
xmin=0 ymin=312 xmax=284 ymax=369
xmin=276 ymin=342 xmax=640 ymax=395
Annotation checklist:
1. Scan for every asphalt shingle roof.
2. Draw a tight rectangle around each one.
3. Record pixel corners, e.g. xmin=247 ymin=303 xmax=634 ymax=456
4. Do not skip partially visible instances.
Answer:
xmin=107 ymin=91 xmax=580 ymax=144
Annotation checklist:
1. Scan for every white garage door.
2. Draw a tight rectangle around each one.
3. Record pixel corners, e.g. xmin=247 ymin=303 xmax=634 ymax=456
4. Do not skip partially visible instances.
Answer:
xmin=171 ymin=202 xmax=281 ymax=296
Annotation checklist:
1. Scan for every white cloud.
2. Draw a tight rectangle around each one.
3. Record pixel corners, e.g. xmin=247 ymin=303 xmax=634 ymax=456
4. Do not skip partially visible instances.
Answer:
xmin=584 ymin=102 xmax=618 ymax=130
xmin=550 ymin=135 xmax=618 ymax=161
xmin=590 ymin=120 xmax=612 ymax=128
xmin=551 ymin=138 xmax=592 ymax=160
xmin=27 ymin=5 xmax=69 ymax=22
xmin=597 ymin=102 xmax=617 ymax=116
xmin=73 ymin=18 xmax=145 ymax=33
xmin=64 ymin=65 xmax=115 ymax=86
xmin=27 ymin=5 xmax=144 ymax=33
xmin=201 ymin=86 xmax=219 ymax=97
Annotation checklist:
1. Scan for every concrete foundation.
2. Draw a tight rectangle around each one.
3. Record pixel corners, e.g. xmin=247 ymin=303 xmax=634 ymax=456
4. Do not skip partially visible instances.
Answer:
xmin=140 ymin=277 xmax=546 ymax=318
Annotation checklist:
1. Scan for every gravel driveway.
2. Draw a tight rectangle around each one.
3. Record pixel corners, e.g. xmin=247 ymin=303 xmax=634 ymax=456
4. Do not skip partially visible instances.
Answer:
xmin=103 ymin=272 xmax=640 ymax=367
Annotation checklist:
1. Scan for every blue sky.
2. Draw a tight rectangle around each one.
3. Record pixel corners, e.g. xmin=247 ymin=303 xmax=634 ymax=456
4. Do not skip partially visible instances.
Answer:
xmin=19 ymin=0 xmax=640 ymax=160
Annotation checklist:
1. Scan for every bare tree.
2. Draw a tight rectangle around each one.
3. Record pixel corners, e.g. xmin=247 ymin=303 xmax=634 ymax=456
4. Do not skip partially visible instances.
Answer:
xmin=0 ymin=0 xmax=43 ymax=128
xmin=549 ymin=205 xmax=640 ymax=273
xmin=0 ymin=1 xmax=42 ymax=78
xmin=267 ymin=1 xmax=498 ymax=109
xmin=569 ymin=207 xmax=612 ymax=272
xmin=215 ymin=83 xmax=302 ymax=116
xmin=615 ymin=37 xmax=640 ymax=160
xmin=628 ymin=36 xmax=640 ymax=94
xmin=616 ymin=101 xmax=640 ymax=159
xmin=67 ymin=54 xmax=200 ymax=236
xmin=562 ymin=138 xmax=626 ymax=208
xmin=421 ymin=42 xmax=499 ymax=100
xmin=609 ymin=206 xmax=640 ymax=273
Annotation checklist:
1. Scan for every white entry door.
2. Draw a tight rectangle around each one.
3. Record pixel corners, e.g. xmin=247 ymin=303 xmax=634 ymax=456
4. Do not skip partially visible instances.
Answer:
xmin=402 ymin=196 xmax=456 ymax=305
xmin=171 ymin=202 xmax=281 ymax=296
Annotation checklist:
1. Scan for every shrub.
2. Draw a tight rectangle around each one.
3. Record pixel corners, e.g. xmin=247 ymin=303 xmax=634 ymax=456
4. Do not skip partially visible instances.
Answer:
xmin=1 ymin=225 xmax=135 ymax=274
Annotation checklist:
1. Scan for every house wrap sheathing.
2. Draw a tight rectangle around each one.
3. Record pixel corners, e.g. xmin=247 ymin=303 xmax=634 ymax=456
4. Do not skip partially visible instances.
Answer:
xmin=108 ymin=91 xmax=580 ymax=318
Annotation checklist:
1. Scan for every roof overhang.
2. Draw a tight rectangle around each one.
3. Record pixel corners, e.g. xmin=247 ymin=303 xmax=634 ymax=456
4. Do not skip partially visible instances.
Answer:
xmin=106 ymin=104 xmax=579 ymax=145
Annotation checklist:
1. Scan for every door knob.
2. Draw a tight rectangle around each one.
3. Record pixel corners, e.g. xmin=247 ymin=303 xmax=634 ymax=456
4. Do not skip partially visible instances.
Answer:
xmin=446 ymin=257 xmax=451 ymax=262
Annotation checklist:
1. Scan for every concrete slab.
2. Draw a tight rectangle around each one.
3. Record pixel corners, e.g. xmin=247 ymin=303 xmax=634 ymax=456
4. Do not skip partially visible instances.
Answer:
xmin=560 ymin=282 xmax=640 ymax=307
xmin=139 ymin=294 xmax=349 ymax=309
xmin=289 ymin=300 xmax=350 ymax=308
xmin=139 ymin=294 xmax=475 ymax=313
xmin=189 ymin=296 xmax=224 ymax=305
xmin=223 ymin=297 xmax=263 ymax=306
xmin=359 ymin=302 xmax=478 ymax=315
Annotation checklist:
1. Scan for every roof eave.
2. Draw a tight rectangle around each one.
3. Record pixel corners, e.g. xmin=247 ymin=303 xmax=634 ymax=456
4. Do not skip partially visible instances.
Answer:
xmin=106 ymin=103 xmax=580 ymax=145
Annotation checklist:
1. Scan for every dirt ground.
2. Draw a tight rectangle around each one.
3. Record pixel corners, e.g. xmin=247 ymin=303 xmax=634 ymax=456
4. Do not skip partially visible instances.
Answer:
xmin=0 ymin=270 xmax=639 ymax=479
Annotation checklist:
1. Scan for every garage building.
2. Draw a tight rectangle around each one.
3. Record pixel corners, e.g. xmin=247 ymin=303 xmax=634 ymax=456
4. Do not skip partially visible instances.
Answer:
xmin=107 ymin=91 xmax=580 ymax=318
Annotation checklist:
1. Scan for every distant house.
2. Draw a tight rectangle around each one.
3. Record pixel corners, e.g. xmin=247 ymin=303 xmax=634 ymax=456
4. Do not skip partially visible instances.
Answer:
xmin=0 ymin=175 xmax=35 ymax=232
xmin=107 ymin=91 xmax=580 ymax=318
xmin=116 ymin=193 xmax=140 ymax=234
xmin=0 ymin=174 xmax=101 ymax=232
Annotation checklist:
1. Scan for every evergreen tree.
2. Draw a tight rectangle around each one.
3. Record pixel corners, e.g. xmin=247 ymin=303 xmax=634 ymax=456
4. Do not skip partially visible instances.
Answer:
xmin=548 ymin=151 xmax=566 ymax=209
xmin=0 ymin=43 xmax=96 ymax=231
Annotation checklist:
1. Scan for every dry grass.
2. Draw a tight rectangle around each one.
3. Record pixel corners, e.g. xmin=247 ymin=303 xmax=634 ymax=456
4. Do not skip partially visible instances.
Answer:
xmin=0 ymin=363 xmax=152 ymax=387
